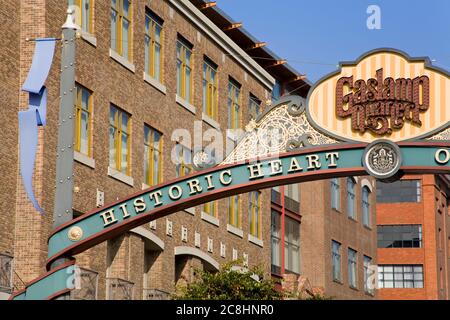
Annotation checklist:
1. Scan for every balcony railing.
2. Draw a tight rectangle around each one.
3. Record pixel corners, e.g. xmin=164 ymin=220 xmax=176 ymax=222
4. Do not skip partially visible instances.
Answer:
xmin=70 ymin=268 xmax=99 ymax=300
xmin=0 ymin=254 xmax=13 ymax=294
xmin=143 ymin=288 xmax=170 ymax=300
xmin=107 ymin=278 xmax=134 ymax=300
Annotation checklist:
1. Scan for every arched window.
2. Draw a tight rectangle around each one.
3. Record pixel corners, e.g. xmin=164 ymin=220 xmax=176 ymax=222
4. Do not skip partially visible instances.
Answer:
xmin=362 ymin=186 xmax=371 ymax=227
xmin=347 ymin=178 xmax=356 ymax=219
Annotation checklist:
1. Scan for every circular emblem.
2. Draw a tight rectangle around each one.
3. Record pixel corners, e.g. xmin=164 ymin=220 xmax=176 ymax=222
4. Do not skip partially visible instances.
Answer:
xmin=363 ymin=140 xmax=402 ymax=179
xmin=68 ymin=226 xmax=83 ymax=242
xmin=192 ymin=149 xmax=216 ymax=171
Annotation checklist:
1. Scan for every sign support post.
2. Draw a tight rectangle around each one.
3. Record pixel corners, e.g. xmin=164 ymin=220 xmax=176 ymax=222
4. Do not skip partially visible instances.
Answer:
xmin=50 ymin=9 xmax=78 ymax=299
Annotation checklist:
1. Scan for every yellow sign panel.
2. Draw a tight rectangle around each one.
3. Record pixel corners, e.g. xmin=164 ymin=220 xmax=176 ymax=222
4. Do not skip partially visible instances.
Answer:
xmin=307 ymin=49 xmax=450 ymax=142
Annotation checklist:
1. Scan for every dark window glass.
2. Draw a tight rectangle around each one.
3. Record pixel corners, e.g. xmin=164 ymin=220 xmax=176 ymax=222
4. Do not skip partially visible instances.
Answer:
xmin=377 ymin=180 xmax=421 ymax=203
xmin=377 ymin=225 xmax=422 ymax=248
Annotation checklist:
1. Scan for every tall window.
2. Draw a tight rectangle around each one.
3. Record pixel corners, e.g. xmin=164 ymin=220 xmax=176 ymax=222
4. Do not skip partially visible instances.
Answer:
xmin=377 ymin=225 xmax=422 ymax=248
xmin=377 ymin=180 xmax=422 ymax=203
xmin=68 ymin=0 xmax=93 ymax=33
xmin=203 ymin=201 xmax=218 ymax=217
xmin=331 ymin=178 xmax=340 ymax=211
xmin=249 ymin=191 xmax=261 ymax=238
xmin=272 ymin=82 xmax=281 ymax=102
xmin=175 ymin=144 xmax=192 ymax=178
xmin=111 ymin=0 xmax=132 ymax=60
xmin=202 ymin=58 xmax=218 ymax=120
xmin=378 ymin=265 xmax=424 ymax=288
xmin=144 ymin=11 xmax=163 ymax=81
xmin=348 ymin=248 xmax=357 ymax=288
xmin=248 ymin=94 xmax=262 ymax=121
xmin=176 ymin=37 xmax=193 ymax=103
xmin=285 ymin=217 xmax=300 ymax=274
xmin=144 ymin=125 xmax=162 ymax=186
xmin=364 ymin=256 xmax=373 ymax=294
xmin=74 ymin=84 xmax=92 ymax=156
xmin=228 ymin=195 xmax=241 ymax=228
xmin=228 ymin=79 xmax=241 ymax=129
xmin=362 ymin=186 xmax=370 ymax=227
xmin=271 ymin=210 xmax=281 ymax=275
xmin=109 ymin=105 xmax=131 ymax=175
xmin=347 ymin=178 xmax=356 ymax=219
xmin=332 ymin=240 xmax=341 ymax=282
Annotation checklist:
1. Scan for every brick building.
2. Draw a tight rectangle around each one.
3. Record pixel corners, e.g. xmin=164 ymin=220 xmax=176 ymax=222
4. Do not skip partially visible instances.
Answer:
xmin=377 ymin=174 xmax=450 ymax=300
xmin=0 ymin=0 xmax=377 ymax=300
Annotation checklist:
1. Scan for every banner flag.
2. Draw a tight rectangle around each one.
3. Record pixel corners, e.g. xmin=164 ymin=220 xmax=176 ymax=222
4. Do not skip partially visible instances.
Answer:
xmin=19 ymin=38 xmax=56 ymax=214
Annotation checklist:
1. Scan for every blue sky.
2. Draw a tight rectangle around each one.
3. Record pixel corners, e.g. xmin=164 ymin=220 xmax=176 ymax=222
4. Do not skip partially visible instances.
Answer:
xmin=218 ymin=0 xmax=450 ymax=83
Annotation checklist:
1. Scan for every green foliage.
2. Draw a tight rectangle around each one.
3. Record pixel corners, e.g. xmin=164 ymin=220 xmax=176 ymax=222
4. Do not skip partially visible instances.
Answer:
xmin=174 ymin=261 xmax=283 ymax=300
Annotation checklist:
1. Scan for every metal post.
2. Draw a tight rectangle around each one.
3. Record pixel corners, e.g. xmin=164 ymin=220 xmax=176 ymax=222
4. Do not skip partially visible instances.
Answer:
xmin=51 ymin=9 xmax=79 ymax=299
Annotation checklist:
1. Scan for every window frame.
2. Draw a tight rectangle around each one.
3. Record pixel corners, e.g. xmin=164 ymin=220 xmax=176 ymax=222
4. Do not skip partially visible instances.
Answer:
xmin=144 ymin=125 xmax=163 ymax=186
xmin=248 ymin=94 xmax=262 ymax=121
xmin=109 ymin=105 xmax=131 ymax=175
xmin=347 ymin=177 xmax=356 ymax=219
xmin=332 ymin=240 xmax=342 ymax=282
xmin=362 ymin=186 xmax=371 ymax=227
xmin=249 ymin=191 xmax=261 ymax=238
xmin=176 ymin=37 xmax=193 ymax=103
xmin=144 ymin=10 xmax=163 ymax=81
xmin=175 ymin=143 xmax=193 ymax=178
xmin=331 ymin=178 xmax=341 ymax=211
xmin=378 ymin=265 xmax=424 ymax=289
xmin=228 ymin=195 xmax=241 ymax=229
xmin=348 ymin=248 xmax=357 ymax=289
xmin=284 ymin=216 xmax=300 ymax=274
xmin=74 ymin=84 xmax=93 ymax=157
xmin=69 ymin=0 xmax=94 ymax=34
xmin=202 ymin=57 xmax=218 ymax=120
xmin=111 ymin=0 xmax=133 ymax=60
xmin=228 ymin=79 xmax=242 ymax=130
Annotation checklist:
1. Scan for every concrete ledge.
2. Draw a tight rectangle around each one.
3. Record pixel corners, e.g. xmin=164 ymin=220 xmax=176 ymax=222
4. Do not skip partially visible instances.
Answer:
xmin=80 ymin=30 xmax=97 ymax=47
xmin=131 ymin=226 xmax=165 ymax=251
xmin=174 ymin=246 xmax=220 ymax=271
xmin=176 ymin=95 xmax=196 ymax=115
xmin=201 ymin=211 xmax=219 ymax=227
xmin=143 ymin=72 xmax=167 ymax=95
xmin=248 ymin=234 xmax=264 ymax=248
xmin=202 ymin=113 xmax=220 ymax=129
xmin=108 ymin=167 xmax=134 ymax=187
xmin=185 ymin=207 xmax=195 ymax=215
xmin=227 ymin=224 xmax=243 ymax=238
xmin=74 ymin=151 xmax=95 ymax=169
xmin=109 ymin=49 xmax=135 ymax=73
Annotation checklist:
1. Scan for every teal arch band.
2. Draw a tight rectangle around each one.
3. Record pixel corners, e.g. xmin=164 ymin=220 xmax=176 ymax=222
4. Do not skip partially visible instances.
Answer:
xmin=11 ymin=142 xmax=449 ymax=300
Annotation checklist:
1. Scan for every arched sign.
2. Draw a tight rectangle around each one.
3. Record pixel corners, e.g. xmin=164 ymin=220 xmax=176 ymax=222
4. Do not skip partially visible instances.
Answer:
xmin=11 ymin=48 xmax=450 ymax=300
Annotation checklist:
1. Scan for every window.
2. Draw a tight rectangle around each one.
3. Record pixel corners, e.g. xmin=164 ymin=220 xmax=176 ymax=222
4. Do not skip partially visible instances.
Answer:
xmin=0 ymin=254 xmax=13 ymax=293
xmin=175 ymin=144 xmax=192 ymax=178
xmin=332 ymin=240 xmax=341 ymax=282
xmin=331 ymin=178 xmax=340 ymax=211
xmin=347 ymin=178 xmax=356 ymax=219
xmin=271 ymin=210 xmax=281 ymax=275
xmin=228 ymin=195 xmax=241 ymax=228
xmin=377 ymin=180 xmax=422 ymax=203
xmin=378 ymin=265 xmax=424 ymax=288
xmin=377 ymin=225 xmax=422 ymax=248
xmin=363 ymin=256 xmax=373 ymax=294
xmin=203 ymin=201 xmax=218 ymax=217
xmin=144 ymin=10 xmax=163 ymax=81
xmin=228 ymin=79 xmax=241 ymax=129
xmin=249 ymin=191 xmax=261 ymax=238
xmin=362 ymin=186 xmax=370 ymax=227
xmin=348 ymin=248 xmax=357 ymax=288
xmin=272 ymin=82 xmax=281 ymax=102
xmin=144 ymin=125 xmax=162 ymax=186
xmin=68 ymin=0 xmax=93 ymax=33
xmin=111 ymin=0 xmax=132 ymax=60
xmin=74 ymin=84 xmax=92 ymax=156
xmin=109 ymin=105 xmax=131 ymax=175
xmin=176 ymin=37 xmax=193 ymax=103
xmin=285 ymin=217 xmax=300 ymax=274
xmin=202 ymin=58 xmax=218 ymax=120
xmin=248 ymin=94 xmax=262 ymax=121
xmin=285 ymin=184 xmax=299 ymax=202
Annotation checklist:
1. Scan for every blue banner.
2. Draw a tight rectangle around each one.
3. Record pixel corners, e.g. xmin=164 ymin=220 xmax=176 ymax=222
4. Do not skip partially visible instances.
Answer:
xmin=19 ymin=38 xmax=56 ymax=214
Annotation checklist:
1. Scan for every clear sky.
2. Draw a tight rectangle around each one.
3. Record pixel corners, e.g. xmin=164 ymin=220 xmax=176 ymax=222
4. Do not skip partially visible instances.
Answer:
xmin=218 ymin=0 xmax=450 ymax=83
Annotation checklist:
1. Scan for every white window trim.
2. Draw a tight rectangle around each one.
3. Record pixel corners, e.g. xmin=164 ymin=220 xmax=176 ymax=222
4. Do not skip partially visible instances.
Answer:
xmin=108 ymin=167 xmax=134 ymax=187
xmin=248 ymin=234 xmax=264 ymax=247
xmin=109 ymin=49 xmax=136 ymax=73
xmin=176 ymin=95 xmax=196 ymax=115
xmin=202 ymin=113 xmax=220 ymax=129
xmin=227 ymin=224 xmax=243 ymax=238
xmin=80 ymin=30 xmax=97 ymax=47
xmin=143 ymin=72 xmax=167 ymax=95
xmin=74 ymin=151 xmax=95 ymax=169
xmin=201 ymin=211 xmax=219 ymax=227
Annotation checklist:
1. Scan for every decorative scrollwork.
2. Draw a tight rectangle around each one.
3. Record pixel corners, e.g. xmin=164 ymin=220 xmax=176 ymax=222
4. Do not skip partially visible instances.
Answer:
xmin=427 ymin=127 xmax=450 ymax=141
xmin=193 ymin=150 xmax=216 ymax=171
xmin=222 ymin=101 xmax=340 ymax=164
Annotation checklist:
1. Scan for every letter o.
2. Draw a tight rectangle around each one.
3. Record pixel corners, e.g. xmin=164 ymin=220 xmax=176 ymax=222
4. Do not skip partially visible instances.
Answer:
xmin=169 ymin=185 xmax=183 ymax=200
xmin=435 ymin=149 xmax=450 ymax=165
